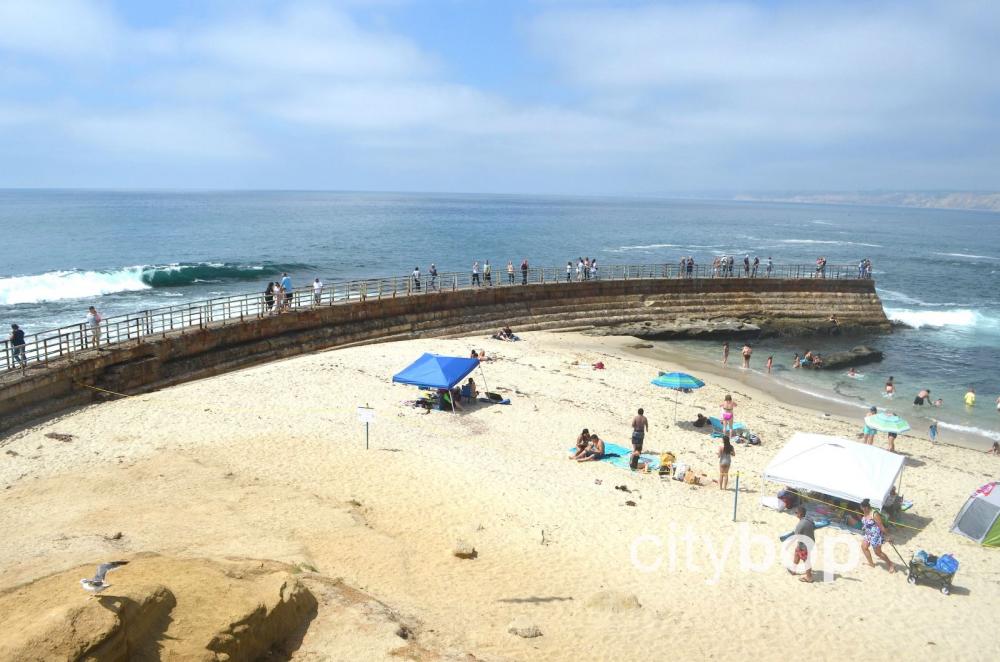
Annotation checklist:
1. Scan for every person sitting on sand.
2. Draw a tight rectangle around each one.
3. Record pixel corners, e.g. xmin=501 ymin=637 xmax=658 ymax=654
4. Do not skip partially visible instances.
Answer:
xmin=465 ymin=377 xmax=479 ymax=401
xmin=471 ymin=349 xmax=479 ymax=360
xmin=693 ymin=413 xmax=710 ymax=428
xmin=860 ymin=499 xmax=895 ymax=573
xmin=492 ymin=328 xmax=510 ymax=341
xmin=577 ymin=434 xmax=605 ymax=462
xmin=629 ymin=449 xmax=651 ymax=473
xmin=570 ymin=429 xmax=591 ymax=459
xmin=986 ymin=442 xmax=1000 ymax=456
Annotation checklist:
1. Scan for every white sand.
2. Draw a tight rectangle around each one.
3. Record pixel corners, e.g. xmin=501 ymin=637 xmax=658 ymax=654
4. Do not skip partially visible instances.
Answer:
xmin=1 ymin=331 xmax=997 ymax=661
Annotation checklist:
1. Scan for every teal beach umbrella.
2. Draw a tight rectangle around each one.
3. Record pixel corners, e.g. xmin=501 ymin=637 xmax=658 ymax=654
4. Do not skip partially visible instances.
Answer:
xmin=864 ymin=412 xmax=911 ymax=434
xmin=652 ymin=372 xmax=706 ymax=421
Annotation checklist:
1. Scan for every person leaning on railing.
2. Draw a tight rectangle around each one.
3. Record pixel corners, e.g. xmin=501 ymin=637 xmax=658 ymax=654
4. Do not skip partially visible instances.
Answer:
xmin=9 ymin=324 xmax=27 ymax=373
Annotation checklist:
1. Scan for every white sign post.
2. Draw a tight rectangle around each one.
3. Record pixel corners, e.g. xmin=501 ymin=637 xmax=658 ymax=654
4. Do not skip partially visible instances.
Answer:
xmin=356 ymin=404 xmax=375 ymax=449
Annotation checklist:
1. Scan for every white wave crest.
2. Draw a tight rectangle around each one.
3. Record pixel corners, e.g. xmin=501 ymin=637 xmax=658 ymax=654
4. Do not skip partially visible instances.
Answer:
xmin=0 ymin=268 xmax=152 ymax=305
xmin=933 ymin=252 xmax=1000 ymax=261
xmin=810 ymin=220 xmax=834 ymax=225
xmin=608 ymin=243 xmax=681 ymax=252
xmin=887 ymin=308 xmax=999 ymax=331
xmin=877 ymin=289 xmax=925 ymax=305
xmin=936 ymin=421 xmax=1000 ymax=442
xmin=777 ymin=239 xmax=883 ymax=247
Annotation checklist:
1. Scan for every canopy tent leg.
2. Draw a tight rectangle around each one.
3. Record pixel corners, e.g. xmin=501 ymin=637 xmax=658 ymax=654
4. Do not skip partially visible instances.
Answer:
xmin=478 ymin=364 xmax=490 ymax=397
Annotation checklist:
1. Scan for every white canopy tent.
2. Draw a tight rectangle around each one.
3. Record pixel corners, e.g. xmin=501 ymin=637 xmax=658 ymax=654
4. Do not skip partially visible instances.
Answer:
xmin=762 ymin=433 xmax=905 ymax=510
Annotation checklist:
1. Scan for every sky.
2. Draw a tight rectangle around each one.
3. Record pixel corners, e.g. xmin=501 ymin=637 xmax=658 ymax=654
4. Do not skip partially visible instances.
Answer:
xmin=0 ymin=0 xmax=998 ymax=194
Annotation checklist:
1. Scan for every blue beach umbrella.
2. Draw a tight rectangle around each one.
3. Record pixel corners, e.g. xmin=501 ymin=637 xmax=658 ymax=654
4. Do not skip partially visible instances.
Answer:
xmin=864 ymin=412 xmax=911 ymax=434
xmin=652 ymin=372 xmax=706 ymax=421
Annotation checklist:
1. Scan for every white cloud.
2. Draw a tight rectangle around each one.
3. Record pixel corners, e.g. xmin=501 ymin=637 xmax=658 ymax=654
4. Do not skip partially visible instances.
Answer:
xmin=0 ymin=0 xmax=119 ymax=59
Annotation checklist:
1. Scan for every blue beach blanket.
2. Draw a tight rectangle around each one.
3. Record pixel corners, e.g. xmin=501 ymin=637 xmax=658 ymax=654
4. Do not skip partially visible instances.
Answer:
xmin=568 ymin=442 xmax=661 ymax=471
xmin=709 ymin=416 xmax=747 ymax=433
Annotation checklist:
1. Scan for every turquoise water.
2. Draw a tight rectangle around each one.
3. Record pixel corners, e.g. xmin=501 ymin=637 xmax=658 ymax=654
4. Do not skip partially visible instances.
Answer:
xmin=1 ymin=190 xmax=998 ymax=442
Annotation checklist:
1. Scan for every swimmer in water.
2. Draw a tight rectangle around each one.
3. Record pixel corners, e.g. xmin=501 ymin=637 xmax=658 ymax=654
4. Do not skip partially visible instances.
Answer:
xmin=933 ymin=398 xmax=943 ymax=407
xmin=914 ymin=388 xmax=931 ymax=406
xmin=766 ymin=356 xmax=773 ymax=374
xmin=884 ymin=376 xmax=895 ymax=398
xmin=847 ymin=367 xmax=864 ymax=379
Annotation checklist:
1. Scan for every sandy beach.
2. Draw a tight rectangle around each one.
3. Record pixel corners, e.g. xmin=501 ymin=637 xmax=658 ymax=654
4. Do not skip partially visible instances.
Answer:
xmin=1 ymin=331 xmax=998 ymax=661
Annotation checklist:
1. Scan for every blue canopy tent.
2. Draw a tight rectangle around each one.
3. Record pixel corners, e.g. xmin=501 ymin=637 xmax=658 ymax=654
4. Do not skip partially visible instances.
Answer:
xmin=392 ymin=353 xmax=485 ymax=412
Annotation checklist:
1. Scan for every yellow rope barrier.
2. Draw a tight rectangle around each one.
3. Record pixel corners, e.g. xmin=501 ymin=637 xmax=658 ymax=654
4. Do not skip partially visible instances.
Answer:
xmin=785 ymin=488 xmax=922 ymax=532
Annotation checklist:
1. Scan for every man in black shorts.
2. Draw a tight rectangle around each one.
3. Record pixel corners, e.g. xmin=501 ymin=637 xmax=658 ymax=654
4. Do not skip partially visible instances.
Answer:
xmin=631 ymin=407 xmax=649 ymax=452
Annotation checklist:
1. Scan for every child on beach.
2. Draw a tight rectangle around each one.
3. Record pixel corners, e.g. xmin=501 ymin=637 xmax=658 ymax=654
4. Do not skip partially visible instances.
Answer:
xmin=766 ymin=356 xmax=773 ymax=374
xmin=884 ymin=377 xmax=895 ymax=398
xmin=722 ymin=342 xmax=729 ymax=366
xmin=720 ymin=395 xmax=736 ymax=436
xmin=718 ymin=435 xmax=735 ymax=490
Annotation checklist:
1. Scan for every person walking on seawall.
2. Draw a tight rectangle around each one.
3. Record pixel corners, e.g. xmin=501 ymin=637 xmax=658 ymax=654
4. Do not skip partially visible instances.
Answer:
xmin=743 ymin=254 xmax=750 ymax=277
xmin=790 ymin=506 xmax=816 ymax=583
xmin=591 ymin=258 xmax=599 ymax=280
xmin=766 ymin=256 xmax=773 ymax=277
xmin=631 ymin=408 xmax=649 ymax=453
xmin=521 ymin=258 xmax=529 ymax=285
xmin=566 ymin=261 xmax=573 ymax=282
xmin=484 ymin=260 xmax=492 ymax=287
xmin=411 ymin=267 xmax=421 ymax=292
xmin=506 ymin=260 xmax=515 ymax=285
xmin=471 ymin=261 xmax=481 ymax=287
xmin=280 ymin=272 xmax=293 ymax=309
xmin=313 ymin=277 xmax=323 ymax=304
xmin=429 ymin=263 xmax=438 ymax=291
xmin=815 ymin=256 xmax=827 ymax=278
xmin=751 ymin=256 xmax=760 ymax=277
xmin=9 ymin=324 xmax=27 ymax=373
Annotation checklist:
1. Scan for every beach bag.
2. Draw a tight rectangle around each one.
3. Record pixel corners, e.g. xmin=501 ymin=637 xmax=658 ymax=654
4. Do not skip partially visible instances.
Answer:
xmin=935 ymin=554 xmax=959 ymax=574
xmin=748 ymin=433 xmax=761 ymax=445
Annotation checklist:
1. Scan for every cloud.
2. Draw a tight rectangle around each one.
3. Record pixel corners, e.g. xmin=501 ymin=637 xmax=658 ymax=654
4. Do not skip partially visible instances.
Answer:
xmin=0 ymin=0 xmax=119 ymax=59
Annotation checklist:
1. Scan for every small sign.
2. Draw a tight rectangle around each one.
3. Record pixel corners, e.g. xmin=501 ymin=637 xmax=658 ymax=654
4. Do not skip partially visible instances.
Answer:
xmin=356 ymin=406 xmax=375 ymax=424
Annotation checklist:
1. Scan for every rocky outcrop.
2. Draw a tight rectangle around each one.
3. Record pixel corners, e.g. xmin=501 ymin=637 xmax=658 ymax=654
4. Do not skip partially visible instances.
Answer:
xmin=586 ymin=318 xmax=761 ymax=340
xmin=801 ymin=346 xmax=884 ymax=370
xmin=0 ymin=555 xmax=317 ymax=662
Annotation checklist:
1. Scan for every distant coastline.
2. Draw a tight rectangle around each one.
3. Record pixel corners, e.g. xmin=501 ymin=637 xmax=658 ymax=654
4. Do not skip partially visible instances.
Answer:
xmin=733 ymin=191 xmax=1000 ymax=213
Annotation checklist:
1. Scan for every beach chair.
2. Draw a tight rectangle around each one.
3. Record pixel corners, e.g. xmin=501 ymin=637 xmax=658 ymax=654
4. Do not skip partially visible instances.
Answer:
xmin=460 ymin=384 xmax=473 ymax=403
xmin=658 ymin=452 xmax=676 ymax=478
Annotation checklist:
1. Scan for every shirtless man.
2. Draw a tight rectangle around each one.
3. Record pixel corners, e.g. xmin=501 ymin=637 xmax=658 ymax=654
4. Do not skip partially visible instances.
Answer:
xmin=741 ymin=343 xmax=752 ymax=369
xmin=631 ymin=408 xmax=649 ymax=453
xmin=914 ymin=388 xmax=931 ymax=406
xmin=577 ymin=434 xmax=605 ymax=462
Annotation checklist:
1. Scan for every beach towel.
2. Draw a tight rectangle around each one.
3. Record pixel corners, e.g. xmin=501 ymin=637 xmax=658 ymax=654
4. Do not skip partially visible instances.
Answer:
xmin=709 ymin=416 xmax=747 ymax=433
xmin=478 ymin=397 xmax=511 ymax=405
xmin=567 ymin=442 xmax=660 ymax=471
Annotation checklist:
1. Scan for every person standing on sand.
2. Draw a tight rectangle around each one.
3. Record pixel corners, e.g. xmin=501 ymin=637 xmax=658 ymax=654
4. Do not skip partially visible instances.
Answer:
xmin=860 ymin=499 xmax=895 ymax=573
xmin=722 ymin=342 xmax=730 ymax=366
xmin=720 ymin=394 xmax=737 ymax=435
xmin=631 ymin=408 xmax=649 ymax=452
xmin=766 ymin=356 xmax=773 ymax=374
xmin=718 ymin=435 xmax=735 ymax=490
xmin=521 ymin=258 xmax=529 ymax=285
xmin=790 ymin=506 xmax=815 ymax=583
xmin=862 ymin=406 xmax=878 ymax=444
xmin=887 ymin=431 xmax=898 ymax=453
xmin=86 ymin=306 xmax=102 ymax=349
xmin=9 ymin=324 xmax=27 ymax=373
xmin=741 ymin=343 xmax=752 ymax=369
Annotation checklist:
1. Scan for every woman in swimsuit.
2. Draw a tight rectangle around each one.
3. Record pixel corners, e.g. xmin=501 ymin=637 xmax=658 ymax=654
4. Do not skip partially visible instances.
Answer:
xmin=570 ymin=429 xmax=591 ymax=459
xmin=859 ymin=499 xmax=895 ymax=573
xmin=718 ymin=435 xmax=735 ymax=490
xmin=720 ymin=394 xmax=736 ymax=436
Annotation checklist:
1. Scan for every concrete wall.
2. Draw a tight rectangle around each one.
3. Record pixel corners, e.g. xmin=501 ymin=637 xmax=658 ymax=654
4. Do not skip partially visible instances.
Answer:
xmin=0 ymin=277 xmax=887 ymax=433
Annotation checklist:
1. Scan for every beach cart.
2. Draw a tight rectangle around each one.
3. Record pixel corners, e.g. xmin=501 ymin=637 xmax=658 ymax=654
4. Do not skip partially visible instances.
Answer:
xmin=906 ymin=551 xmax=958 ymax=595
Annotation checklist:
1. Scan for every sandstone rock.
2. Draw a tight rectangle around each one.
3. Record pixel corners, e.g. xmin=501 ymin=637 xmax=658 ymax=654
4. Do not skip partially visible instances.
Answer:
xmin=584 ymin=590 xmax=642 ymax=613
xmin=507 ymin=616 xmax=543 ymax=638
xmin=588 ymin=319 xmax=761 ymax=341
xmin=802 ymin=345 xmax=884 ymax=370
xmin=452 ymin=539 xmax=478 ymax=559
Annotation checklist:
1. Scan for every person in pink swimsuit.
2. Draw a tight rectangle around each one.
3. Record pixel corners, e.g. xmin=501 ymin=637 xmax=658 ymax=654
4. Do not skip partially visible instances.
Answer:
xmin=720 ymin=394 xmax=737 ymax=435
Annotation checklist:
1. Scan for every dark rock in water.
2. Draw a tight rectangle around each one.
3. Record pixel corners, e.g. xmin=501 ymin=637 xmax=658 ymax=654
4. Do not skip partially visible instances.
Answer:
xmin=803 ymin=346 xmax=883 ymax=370
xmin=588 ymin=319 xmax=761 ymax=341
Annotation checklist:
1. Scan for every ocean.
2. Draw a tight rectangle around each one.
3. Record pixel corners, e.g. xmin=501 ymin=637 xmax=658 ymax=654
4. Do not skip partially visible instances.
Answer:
xmin=1 ymin=190 xmax=998 ymax=444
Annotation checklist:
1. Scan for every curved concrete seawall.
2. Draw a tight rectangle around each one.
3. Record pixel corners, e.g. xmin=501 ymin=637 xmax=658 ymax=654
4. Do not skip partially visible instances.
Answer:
xmin=0 ymin=277 xmax=887 ymax=433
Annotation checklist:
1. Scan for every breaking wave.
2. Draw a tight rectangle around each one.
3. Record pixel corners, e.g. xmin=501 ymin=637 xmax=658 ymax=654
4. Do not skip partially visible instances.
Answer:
xmin=0 ymin=262 xmax=312 ymax=305
xmin=777 ymin=239 xmax=882 ymax=247
xmin=886 ymin=308 xmax=999 ymax=331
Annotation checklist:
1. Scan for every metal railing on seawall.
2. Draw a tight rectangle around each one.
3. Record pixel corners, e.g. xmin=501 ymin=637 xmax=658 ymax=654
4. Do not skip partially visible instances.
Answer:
xmin=1 ymin=262 xmax=865 ymax=375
